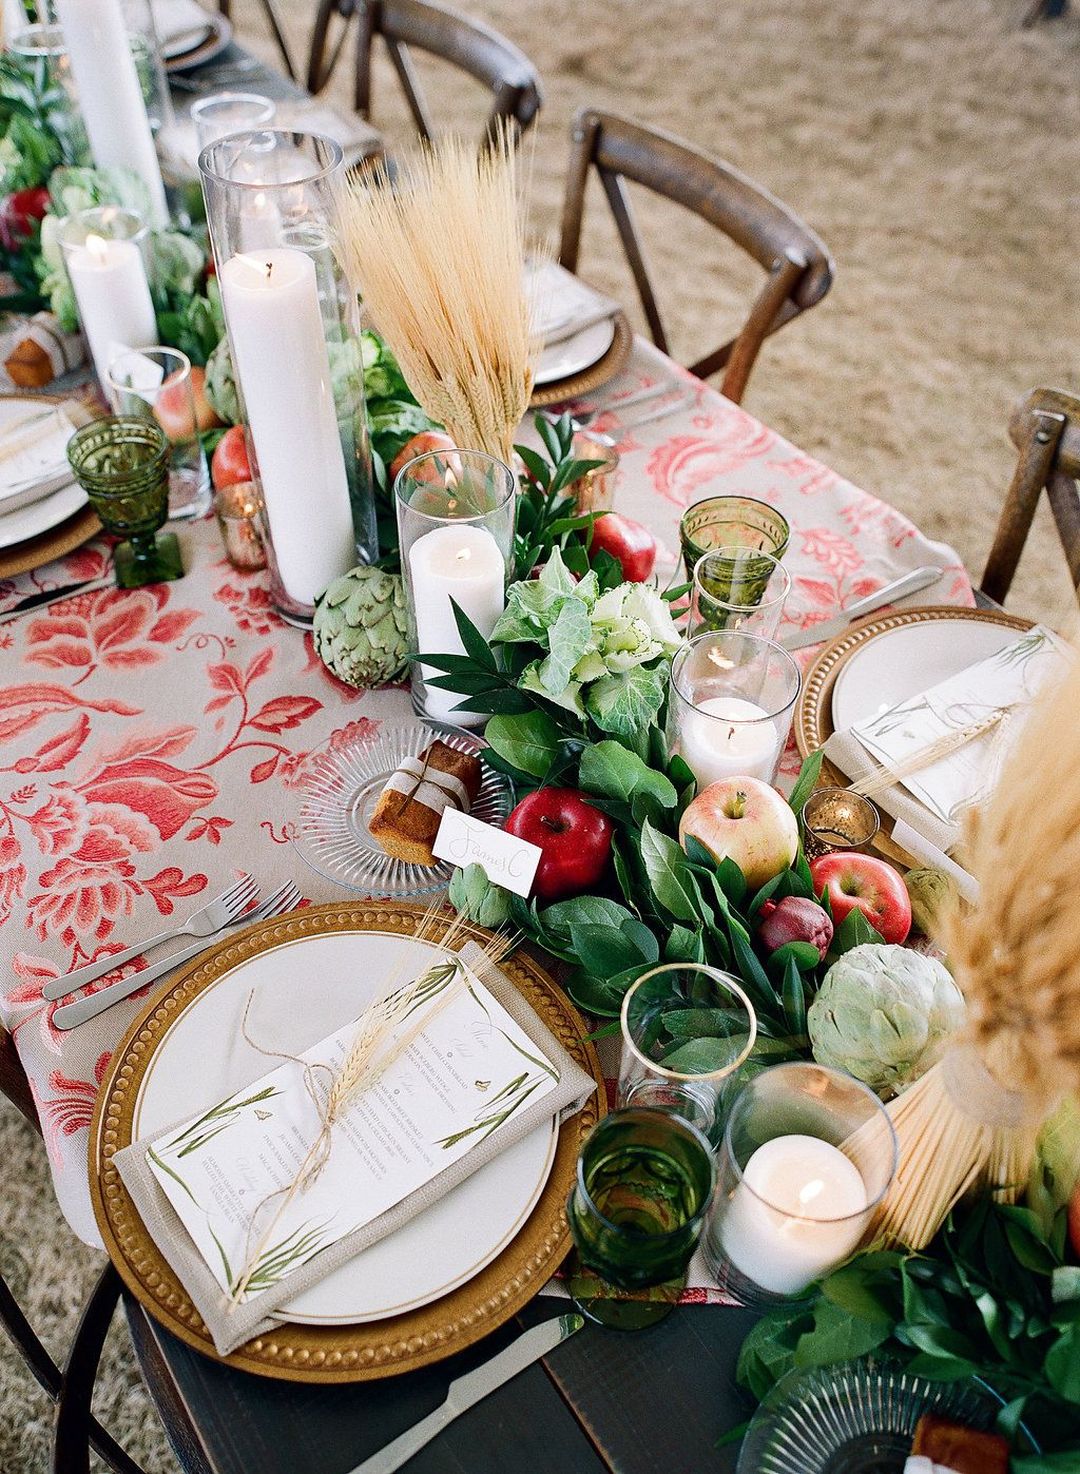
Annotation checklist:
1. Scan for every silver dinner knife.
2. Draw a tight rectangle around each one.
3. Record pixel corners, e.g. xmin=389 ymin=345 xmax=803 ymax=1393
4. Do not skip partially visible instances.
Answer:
xmin=0 ymin=576 xmax=113 ymax=625
xmin=781 ymin=565 xmax=943 ymax=651
xmin=347 ymin=1314 xmax=584 ymax=1474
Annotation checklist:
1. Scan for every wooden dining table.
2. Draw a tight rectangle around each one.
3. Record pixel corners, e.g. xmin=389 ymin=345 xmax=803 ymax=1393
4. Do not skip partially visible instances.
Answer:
xmin=0 ymin=36 xmax=981 ymax=1474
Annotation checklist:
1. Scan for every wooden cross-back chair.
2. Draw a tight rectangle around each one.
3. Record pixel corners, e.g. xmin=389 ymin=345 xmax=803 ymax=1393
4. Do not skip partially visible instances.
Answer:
xmin=980 ymin=387 xmax=1080 ymax=606
xmin=558 ymin=108 xmax=834 ymax=405
xmin=216 ymin=0 xmax=297 ymax=81
xmin=305 ymin=0 xmax=542 ymax=148
xmin=0 ymin=1023 xmax=152 ymax=1474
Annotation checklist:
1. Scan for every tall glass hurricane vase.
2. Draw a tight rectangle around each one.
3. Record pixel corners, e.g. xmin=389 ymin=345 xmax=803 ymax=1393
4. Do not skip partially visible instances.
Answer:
xmin=395 ymin=450 xmax=516 ymax=728
xmin=200 ymin=130 xmax=377 ymax=625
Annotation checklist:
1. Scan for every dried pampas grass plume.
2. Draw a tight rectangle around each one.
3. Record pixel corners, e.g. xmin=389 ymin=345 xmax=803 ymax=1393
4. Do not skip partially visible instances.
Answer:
xmin=333 ymin=127 xmax=537 ymax=465
xmin=867 ymin=640 xmax=1080 ymax=1250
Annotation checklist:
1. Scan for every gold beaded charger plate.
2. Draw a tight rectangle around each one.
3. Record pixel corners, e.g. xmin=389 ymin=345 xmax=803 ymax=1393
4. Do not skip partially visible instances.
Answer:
xmin=529 ymin=311 xmax=633 ymax=408
xmin=90 ymin=901 xmax=603 ymax=1383
xmin=795 ymin=605 xmax=1033 ymax=784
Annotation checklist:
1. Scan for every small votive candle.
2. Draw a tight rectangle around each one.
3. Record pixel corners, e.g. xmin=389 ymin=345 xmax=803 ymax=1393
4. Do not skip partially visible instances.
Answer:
xmin=569 ymin=431 xmax=619 ymax=514
xmin=800 ymin=787 xmax=880 ymax=858
xmin=214 ymin=480 xmax=267 ymax=571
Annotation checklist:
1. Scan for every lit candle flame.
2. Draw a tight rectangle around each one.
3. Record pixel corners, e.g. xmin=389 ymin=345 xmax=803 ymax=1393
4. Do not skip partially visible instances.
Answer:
xmin=707 ymin=648 xmax=736 ymax=671
xmin=85 ymin=233 xmax=110 ymax=264
xmin=798 ymin=1178 xmax=825 ymax=1207
xmin=455 ymin=548 xmax=472 ymax=563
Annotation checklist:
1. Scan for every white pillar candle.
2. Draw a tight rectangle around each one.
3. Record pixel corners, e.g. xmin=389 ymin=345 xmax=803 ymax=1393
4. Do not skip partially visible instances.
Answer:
xmin=720 ymin=1134 xmax=868 ymax=1296
xmin=678 ymin=695 xmax=779 ymax=787
xmin=53 ymin=0 xmax=168 ymax=226
xmin=409 ymin=523 xmax=505 ymax=723
xmin=218 ymin=248 xmax=355 ymax=609
xmin=65 ymin=233 xmax=157 ymax=391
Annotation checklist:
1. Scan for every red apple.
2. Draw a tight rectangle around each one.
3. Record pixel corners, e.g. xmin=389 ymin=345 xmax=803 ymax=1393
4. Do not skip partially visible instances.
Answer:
xmin=589 ymin=511 xmax=657 ymax=583
xmin=757 ymin=896 xmax=833 ymax=961
xmin=678 ymin=777 xmax=799 ymax=891
xmin=211 ymin=425 xmax=252 ymax=491
xmin=0 ymin=185 xmax=50 ymax=250
xmin=389 ymin=430 xmax=459 ymax=484
xmin=505 ymin=787 xmax=613 ymax=903
xmin=809 ymin=852 xmax=912 ymax=945
xmin=1069 ymin=1184 xmax=1080 ymax=1260
xmin=154 ymin=364 xmax=221 ymax=442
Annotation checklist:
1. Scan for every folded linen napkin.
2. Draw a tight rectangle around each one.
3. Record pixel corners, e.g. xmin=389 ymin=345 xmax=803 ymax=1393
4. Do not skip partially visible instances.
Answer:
xmin=822 ymin=727 xmax=962 ymax=855
xmin=114 ymin=941 xmax=596 ymax=1355
xmin=527 ymin=259 xmax=619 ymax=345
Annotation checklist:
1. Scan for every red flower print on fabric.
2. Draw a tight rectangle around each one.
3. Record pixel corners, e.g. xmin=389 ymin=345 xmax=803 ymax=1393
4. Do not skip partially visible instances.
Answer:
xmin=24 ymin=586 xmax=200 ymax=685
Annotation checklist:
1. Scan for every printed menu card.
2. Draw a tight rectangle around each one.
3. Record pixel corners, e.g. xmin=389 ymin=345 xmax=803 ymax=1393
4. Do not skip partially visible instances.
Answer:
xmin=849 ymin=625 xmax=1070 ymax=824
xmin=146 ymin=954 xmax=560 ymax=1305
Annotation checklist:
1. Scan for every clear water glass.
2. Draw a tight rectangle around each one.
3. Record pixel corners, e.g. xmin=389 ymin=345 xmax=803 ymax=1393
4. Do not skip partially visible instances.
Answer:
xmin=618 ymin=963 xmax=757 ymax=1145
xmin=106 ymin=346 xmax=211 ymax=521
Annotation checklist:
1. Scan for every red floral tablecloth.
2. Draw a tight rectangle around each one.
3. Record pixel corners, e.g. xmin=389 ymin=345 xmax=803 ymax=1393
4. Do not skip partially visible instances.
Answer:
xmin=0 ymin=340 xmax=972 ymax=1248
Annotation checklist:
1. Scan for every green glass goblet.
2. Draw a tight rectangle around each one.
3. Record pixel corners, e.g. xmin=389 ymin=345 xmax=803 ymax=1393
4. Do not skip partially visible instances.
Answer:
xmin=566 ymin=1108 xmax=716 ymax=1330
xmin=679 ymin=495 xmax=790 ymax=582
xmin=67 ymin=417 xmax=183 ymax=589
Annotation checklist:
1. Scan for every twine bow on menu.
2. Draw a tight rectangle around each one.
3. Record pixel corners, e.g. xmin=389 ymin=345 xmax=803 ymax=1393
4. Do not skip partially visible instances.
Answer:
xmin=848 ymin=706 xmax=1012 ymax=801
xmin=225 ymin=910 xmax=515 ymax=1310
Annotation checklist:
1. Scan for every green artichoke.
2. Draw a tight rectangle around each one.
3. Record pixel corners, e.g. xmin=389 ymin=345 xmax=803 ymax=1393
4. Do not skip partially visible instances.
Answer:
xmin=204 ymin=335 xmax=239 ymax=425
xmin=312 ymin=566 xmax=408 ymax=688
xmin=904 ymin=866 xmax=958 ymax=936
xmin=807 ymin=942 xmax=965 ymax=1094
xmin=448 ymin=864 xmax=513 ymax=930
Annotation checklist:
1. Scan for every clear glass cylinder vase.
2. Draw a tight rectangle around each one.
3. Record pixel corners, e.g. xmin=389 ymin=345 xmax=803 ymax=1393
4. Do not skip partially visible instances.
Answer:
xmin=199 ymin=129 xmax=377 ymax=625
xmin=394 ymin=450 xmax=516 ymax=728
xmin=7 ymin=24 xmax=90 ymax=168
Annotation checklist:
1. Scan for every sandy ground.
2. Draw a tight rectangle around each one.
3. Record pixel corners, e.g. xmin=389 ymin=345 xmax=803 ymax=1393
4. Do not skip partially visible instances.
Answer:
xmin=2 ymin=2 xmax=1078 ymax=1469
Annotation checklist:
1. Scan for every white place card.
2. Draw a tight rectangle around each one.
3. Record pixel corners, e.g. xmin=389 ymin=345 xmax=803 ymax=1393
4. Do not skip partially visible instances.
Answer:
xmin=145 ymin=956 xmax=559 ymax=1303
xmin=850 ymin=625 xmax=1070 ymax=824
xmin=432 ymin=810 xmax=542 ymax=898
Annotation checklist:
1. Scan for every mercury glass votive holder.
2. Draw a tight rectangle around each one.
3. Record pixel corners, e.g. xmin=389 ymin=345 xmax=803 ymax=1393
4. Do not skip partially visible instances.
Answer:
xmin=213 ymin=480 xmax=267 ymax=571
xmin=703 ymin=1063 xmax=898 ymax=1307
xmin=800 ymin=787 xmax=881 ymax=859
xmin=394 ymin=449 xmax=516 ymax=729
xmin=566 ymin=1108 xmax=716 ymax=1330
xmin=569 ymin=431 xmax=619 ymax=514
xmin=67 ymin=417 xmax=182 ymax=588
xmin=679 ymin=496 xmax=790 ymax=581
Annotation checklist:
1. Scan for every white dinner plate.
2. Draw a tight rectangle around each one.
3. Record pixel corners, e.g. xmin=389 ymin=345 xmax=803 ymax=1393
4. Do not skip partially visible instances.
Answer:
xmin=0 ymin=398 xmax=78 ymax=514
xmin=534 ymin=318 xmax=617 ymax=386
xmin=164 ymin=12 xmax=233 ymax=71
xmin=130 ymin=927 xmax=558 ymax=1327
xmin=0 ymin=480 xmax=87 ymax=550
xmin=830 ymin=617 xmax=1024 ymax=732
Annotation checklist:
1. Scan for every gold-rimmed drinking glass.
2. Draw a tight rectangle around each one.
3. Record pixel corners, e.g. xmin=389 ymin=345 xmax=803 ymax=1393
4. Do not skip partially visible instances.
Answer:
xmin=618 ymin=963 xmax=758 ymax=1145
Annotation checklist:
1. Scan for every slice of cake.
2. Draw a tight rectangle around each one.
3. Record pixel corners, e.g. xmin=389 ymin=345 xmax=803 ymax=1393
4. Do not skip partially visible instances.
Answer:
xmin=369 ymin=739 xmax=482 ymax=866
xmin=906 ymin=1412 xmax=1010 ymax=1474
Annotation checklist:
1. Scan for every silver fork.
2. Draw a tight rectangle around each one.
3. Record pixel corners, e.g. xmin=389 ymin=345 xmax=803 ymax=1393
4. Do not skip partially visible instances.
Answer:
xmin=52 ymin=881 xmax=302 ymax=1032
xmin=43 ymin=874 xmax=259 ymax=1001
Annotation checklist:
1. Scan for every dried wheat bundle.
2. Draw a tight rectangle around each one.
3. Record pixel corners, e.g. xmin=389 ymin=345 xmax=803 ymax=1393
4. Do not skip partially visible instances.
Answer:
xmin=868 ymin=644 xmax=1080 ymax=1250
xmin=333 ymin=128 xmax=537 ymax=464
xmin=229 ymin=906 xmax=517 ymax=1306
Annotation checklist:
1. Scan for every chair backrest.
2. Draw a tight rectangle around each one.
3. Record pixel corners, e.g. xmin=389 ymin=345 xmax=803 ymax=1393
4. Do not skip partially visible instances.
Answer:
xmin=980 ymin=387 xmax=1080 ymax=606
xmin=215 ymin=0 xmax=296 ymax=81
xmin=558 ymin=108 xmax=834 ymax=404
xmin=0 ymin=1024 xmax=147 ymax=1474
xmin=306 ymin=0 xmax=542 ymax=148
